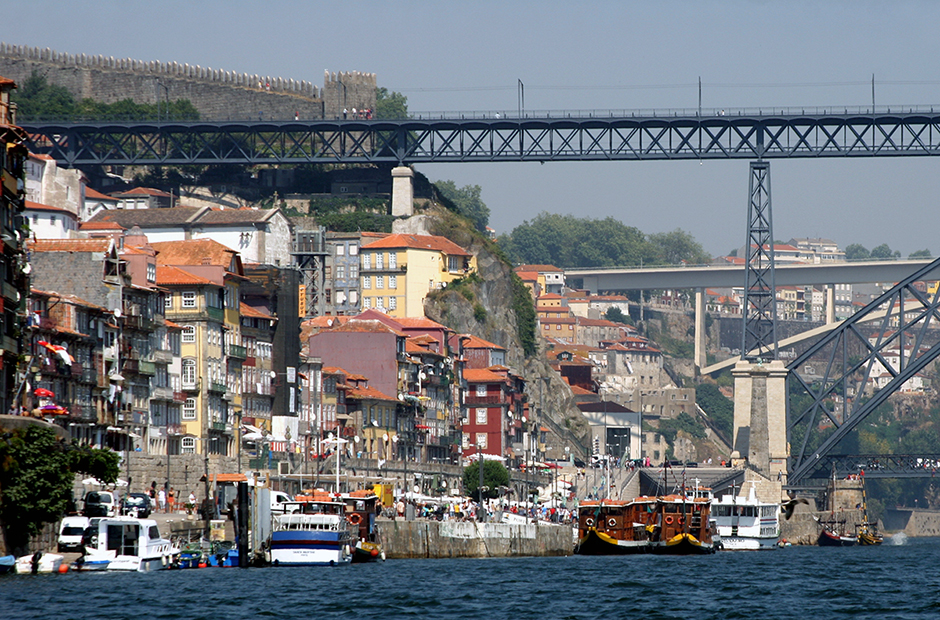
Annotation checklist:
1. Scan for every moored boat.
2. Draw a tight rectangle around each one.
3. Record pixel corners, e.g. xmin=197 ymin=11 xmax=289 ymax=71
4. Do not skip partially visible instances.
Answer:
xmin=650 ymin=494 xmax=716 ymax=555
xmin=76 ymin=516 xmax=175 ymax=571
xmin=575 ymin=497 xmax=657 ymax=555
xmin=15 ymin=552 xmax=64 ymax=574
xmin=339 ymin=490 xmax=386 ymax=562
xmin=268 ymin=495 xmax=354 ymax=566
xmin=815 ymin=516 xmax=857 ymax=547
xmin=711 ymin=484 xmax=780 ymax=551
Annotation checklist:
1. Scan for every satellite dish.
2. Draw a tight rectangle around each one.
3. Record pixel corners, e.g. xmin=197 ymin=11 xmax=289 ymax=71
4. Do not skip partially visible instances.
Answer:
xmin=269 ymin=370 xmax=277 ymax=379
xmin=383 ymin=433 xmax=389 ymax=441
xmin=398 ymin=393 xmax=405 ymax=401
xmin=392 ymin=435 xmax=399 ymax=443
xmin=354 ymin=436 xmax=360 ymax=443
xmin=113 ymin=308 xmax=122 ymax=318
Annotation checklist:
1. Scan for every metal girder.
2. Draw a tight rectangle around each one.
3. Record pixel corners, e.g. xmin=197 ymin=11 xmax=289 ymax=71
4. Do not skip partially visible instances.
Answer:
xmin=798 ymin=454 xmax=940 ymax=479
xmin=21 ymin=110 xmax=940 ymax=166
xmin=742 ymin=161 xmax=777 ymax=361
xmin=787 ymin=256 xmax=940 ymax=483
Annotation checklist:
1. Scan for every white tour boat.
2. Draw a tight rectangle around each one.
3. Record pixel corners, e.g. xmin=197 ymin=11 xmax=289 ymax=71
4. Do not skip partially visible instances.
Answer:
xmin=268 ymin=498 xmax=354 ymax=567
xmin=711 ymin=483 xmax=780 ymax=551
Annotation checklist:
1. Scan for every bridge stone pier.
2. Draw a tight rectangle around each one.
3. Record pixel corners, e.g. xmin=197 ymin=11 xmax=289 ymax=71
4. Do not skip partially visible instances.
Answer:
xmin=731 ymin=359 xmax=788 ymax=490
xmin=391 ymin=166 xmax=414 ymax=216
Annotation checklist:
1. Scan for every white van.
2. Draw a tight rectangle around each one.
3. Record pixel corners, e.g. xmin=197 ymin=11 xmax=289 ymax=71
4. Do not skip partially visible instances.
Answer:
xmin=58 ymin=516 xmax=90 ymax=552
xmin=271 ymin=491 xmax=293 ymax=515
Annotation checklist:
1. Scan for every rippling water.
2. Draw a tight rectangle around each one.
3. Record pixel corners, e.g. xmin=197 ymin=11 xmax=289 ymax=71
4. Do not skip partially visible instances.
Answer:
xmin=6 ymin=535 xmax=940 ymax=620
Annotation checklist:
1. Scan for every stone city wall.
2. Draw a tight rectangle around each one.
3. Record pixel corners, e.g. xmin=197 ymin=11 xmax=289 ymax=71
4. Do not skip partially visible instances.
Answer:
xmin=0 ymin=43 xmax=376 ymax=121
xmin=376 ymin=519 xmax=573 ymax=559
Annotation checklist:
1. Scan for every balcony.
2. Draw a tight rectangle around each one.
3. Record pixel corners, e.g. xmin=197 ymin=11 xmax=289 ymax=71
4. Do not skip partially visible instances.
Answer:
xmin=151 ymin=386 xmax=174 ymax=401
xmin=38 ymin=317 xmax=57 ymax=330
xmin=181 ymin=382 xmax=200 ymax=392
xmin=171 ymin=306 xmax=224 ymax=322
xmin=209 ymin=381 xmax=227 ymax=394
xmin=153 ymin=348 xmax=173 ymax=363
xmin=71 ymin=404 xmax=97 ymax=422
xmin=243 ymin=356 xmax=256 ymax=367
xmin=360 ymin=264 xmax=408 ymax=274
xmin=167 ymin=423 xmax=185 ymax=436
xmin=464 ymin=394 xmax=505 ymax=406
xmin=173 ymin=391 xmax=187 ymax=403
xmin=227 ymin=344 xmax=247 ymax=360
xmin=2 ymin=280 xmax=18 ymax=302
xmin=137 ymin=361 xmax=156 ymax=375
xmin=211 ymin=421 xmax=226 ymax=431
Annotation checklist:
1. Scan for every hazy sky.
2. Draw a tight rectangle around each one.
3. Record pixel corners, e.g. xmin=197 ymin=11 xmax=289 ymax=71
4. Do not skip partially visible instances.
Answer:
xmin=13 ymin=1 xmax=940 ymax=257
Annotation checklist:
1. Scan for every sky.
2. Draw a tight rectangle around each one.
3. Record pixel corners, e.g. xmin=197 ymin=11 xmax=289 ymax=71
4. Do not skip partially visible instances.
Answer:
xmin=13 ymin=1 xmax=940 ymax=257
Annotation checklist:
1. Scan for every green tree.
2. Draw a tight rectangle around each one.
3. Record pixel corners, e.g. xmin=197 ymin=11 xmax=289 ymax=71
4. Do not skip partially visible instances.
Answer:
xmin=909 ymin=249 xmax=932 ymax=259
xmin=0 ymin=425 xmax=120 ymax=555
xmin=648 ymin=229 xmax=712 ymax=265
xmin=12 ymin=71 xmax=78 ymax=119
xmin=375 ymin=87 xmax=409 ymax=119
xmin=435 ymin=180 xmax=490 ymax=232
xmin=870 ymin=243 xmax=900 ymax=260
xmin=604 ymin=306 xmax=633 ymax=325
xmin=844 ymin=243 xmax=870 ymax=261
xmin=463 ymin=460 xmax=510 ymax=501
xmin=695 ymin=382 xmax=733 ymax=442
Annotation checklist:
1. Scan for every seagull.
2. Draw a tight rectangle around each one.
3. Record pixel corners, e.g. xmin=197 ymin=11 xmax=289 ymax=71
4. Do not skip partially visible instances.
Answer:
xmin=781 ymin=498 xmax=809 ymax=520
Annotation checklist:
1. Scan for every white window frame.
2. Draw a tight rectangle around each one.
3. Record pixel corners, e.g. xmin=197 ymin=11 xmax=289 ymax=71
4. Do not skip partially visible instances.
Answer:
xmin=362 ymin=276 xmax=371 ymax=290
xmin=181 ymin=436 xmax=196 ymax=452
xmin=182 ymin=325 xmax=196 ymax=343
xmin=476 ymin=384 xmax=487 ymax=397
xmin=388 ymin=275 xmax=397 ymax=289
xmin=182 ymin=291 xmax=197 ymax=308
xmin=475 ymin=433 xmax=487 ymax=449
xmin=388 ymin=296 xmax=397 ymax=310
xmin=183 ymin=398 xmax=197 ymax=420
xmin=376 ymin=276 xmax=384 ymax=289
xmin=475 ymin=407 xmax=487 ymax=424
xmin=389 ymin=252 xmax=397 ymax=269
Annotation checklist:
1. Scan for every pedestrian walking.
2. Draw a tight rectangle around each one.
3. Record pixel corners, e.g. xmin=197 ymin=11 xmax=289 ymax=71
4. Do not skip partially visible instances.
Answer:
xmin=168 ymin=487 xmax=176 ymax=513
xmin=158 ymin=488 xmax=167 ymax=512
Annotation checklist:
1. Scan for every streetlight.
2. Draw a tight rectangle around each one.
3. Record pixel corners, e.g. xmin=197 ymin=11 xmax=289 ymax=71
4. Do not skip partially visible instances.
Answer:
xmin=323 ymin=435 xmax=347 ymax=495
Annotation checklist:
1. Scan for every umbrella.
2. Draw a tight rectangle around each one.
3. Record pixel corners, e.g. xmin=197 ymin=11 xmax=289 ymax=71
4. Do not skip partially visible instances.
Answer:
xmin=33 ymin=387 xmax=54 ymax=398
xmin=82 ymin=478 xmax=102 ymax=486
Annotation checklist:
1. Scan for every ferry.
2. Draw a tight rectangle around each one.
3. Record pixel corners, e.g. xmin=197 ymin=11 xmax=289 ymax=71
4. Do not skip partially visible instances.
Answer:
xmin=268 ymin=495 xmax=354 ymax=566
xmin=711 ymin=484 xmax=780 ymax=550
xmin=75 ymin=516 xmax=175 ymax=571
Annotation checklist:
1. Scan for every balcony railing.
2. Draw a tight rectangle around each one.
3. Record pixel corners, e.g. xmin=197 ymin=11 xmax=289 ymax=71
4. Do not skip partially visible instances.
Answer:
xmin=464 ymin=394 xmax=505 ymax=405
xmin=209 ymin=381 xmax=227 ymax=394
xmin=151 ymin=386 xmax=174 ymax=401
xmin=138 ymin=361 xmax=156 ymax=375
xmin=181 ymin=382 xmax=200 ymax=392
xmin=153 ymin=348 xmax=173 ymax=363
xmin=173 ymin=391 xmax=187 ymax=403
xmin=227 ymin=344 xmax=247 ymax=359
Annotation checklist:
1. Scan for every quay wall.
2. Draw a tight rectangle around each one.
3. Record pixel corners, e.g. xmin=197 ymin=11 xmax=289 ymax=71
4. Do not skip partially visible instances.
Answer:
xmin=883 ymin=508 xmax=940 ymax=537
xmin=375 ymin=519 xmax=573 ymax=559
xmin=779 ymin=509 xmax=865 ymax=545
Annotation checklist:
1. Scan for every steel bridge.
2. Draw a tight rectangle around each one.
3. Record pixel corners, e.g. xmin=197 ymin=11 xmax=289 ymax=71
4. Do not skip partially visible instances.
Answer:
xmin=19 ymin=106 xmax=940 ymax=166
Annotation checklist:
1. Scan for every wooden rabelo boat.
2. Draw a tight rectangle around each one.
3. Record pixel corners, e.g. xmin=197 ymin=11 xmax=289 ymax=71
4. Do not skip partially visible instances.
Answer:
xmin=575 ymin=494 xmax=716 ymax=556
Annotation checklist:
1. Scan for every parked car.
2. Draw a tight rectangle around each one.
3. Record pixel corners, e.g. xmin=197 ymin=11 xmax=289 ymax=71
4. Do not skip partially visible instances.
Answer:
xmin=57 ymin=516 xmax=90 ymax=552
xmin=121 ymin=493 xmax=153 ymax=518
xmin=270 ymin=490 xmax=294 ymax=515
xmin=83 ymin=491 xmax=117 ymax=517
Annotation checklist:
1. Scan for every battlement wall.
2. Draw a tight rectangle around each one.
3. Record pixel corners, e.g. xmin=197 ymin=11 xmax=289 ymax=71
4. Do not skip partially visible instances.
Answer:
xmin=0 ymin=43 xmax=376 ymax=121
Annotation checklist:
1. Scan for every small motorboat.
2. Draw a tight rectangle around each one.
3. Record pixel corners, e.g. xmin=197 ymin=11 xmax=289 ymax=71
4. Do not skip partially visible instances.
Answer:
xmin=15 ymin=552 xmax=64 ymax=574
xmin=0 ymin=554 xmax=16 ymax=574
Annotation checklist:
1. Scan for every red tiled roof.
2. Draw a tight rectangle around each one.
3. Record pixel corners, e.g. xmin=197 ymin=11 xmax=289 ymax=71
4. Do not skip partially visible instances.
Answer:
xmin=150 ymin=239 xmax=241 ymax=272
xmin=113 ymin=187 xmax=172 ymax=198
xmin=392 ymin=316 xmax=448 ymax=330
xmin=570 ymin=385 xmax=595 ymax=395
xmin=24 ymin=200 xmax=75 ymax=215
xmin=84 ymin=187 xmax=117 ymax=201
xmin=79 ymin=221 xmax=124 ymax=230
xmin=28 ymin=238 xmax=112 ymax=253
xmin=240 ymin=302 xmax=273 ymax=319
xmin=515 ymin=271 xmax=538 ymax=281
xmin=155 ymin=265 xmax=215 ymax=286
xmin=346 ymin=385 xmax=397 ymax=402
xmin=515 ymin=264 xmax=563 ymax=272
xmin=461 ymin=334 xmax=505 ymax=350
xmin=463 ymin=368 xmax=507 ymax=383
xmin=361 ymin=233 xmax=470 ymax=256
xmin=329 ymin=319 xmax=404 ymax=336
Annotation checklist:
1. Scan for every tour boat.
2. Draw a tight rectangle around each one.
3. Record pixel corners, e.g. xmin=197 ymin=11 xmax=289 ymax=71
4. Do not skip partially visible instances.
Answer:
xmin=268 ymin=496 xmax=354 ymax=566
xmin=855 ymin=479 xmax=883 ymax=545
xmin=650 ymin=494 xmax=717 ymax=555
xmin=575 ymin=497 xmax=658 ymax=555
xmin=75 ymin=516 xmax=175 ymax=571
xmin=815 ymin=515 xmax=858 ymax=547
xmin=711 ymin=484 xmax=780 ymax=550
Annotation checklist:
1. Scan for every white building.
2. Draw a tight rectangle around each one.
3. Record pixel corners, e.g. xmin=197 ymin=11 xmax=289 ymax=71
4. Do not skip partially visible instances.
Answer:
xmin=24 ymin=153 xmax=83 ymax=216
xmin=25 ymin=201 xmax=78 ymax=239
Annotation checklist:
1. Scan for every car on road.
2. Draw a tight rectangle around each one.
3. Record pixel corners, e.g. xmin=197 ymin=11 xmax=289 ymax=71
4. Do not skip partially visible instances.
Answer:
xmin=83 ymin=490 xmax=117 ymax=517
xmin=121 ymin=492 xmax=153 ymax=518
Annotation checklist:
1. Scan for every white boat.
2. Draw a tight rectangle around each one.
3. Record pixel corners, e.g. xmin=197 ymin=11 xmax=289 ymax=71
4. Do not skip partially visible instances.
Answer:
xmin=269 ymin=498 xmax=354 ymax=566
xmin=15 ymin=552 xmax=64 ymax=574
xmin=711 ymin=483 xmax=780 ymax=551
xmin=76 ymin=516 xmax=175 ymax=571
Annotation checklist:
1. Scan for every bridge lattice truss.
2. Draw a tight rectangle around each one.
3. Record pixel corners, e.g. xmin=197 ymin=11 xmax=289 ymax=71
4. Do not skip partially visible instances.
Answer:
xmin=787 ymin=256 xmax=940 ymax=483
xmin=20 ymin=111 xmax=940 ymax=165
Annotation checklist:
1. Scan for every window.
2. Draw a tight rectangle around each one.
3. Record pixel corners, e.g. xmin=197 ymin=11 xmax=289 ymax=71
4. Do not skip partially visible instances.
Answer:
xmin=349 ymin=290 xmax=358 ymax=304
xmin=388 ymin=275 xmax=397 ymax=289
xmin=388 ymin=253 xmax=397 ymax=269
xmin=349 ymin=264 xmax=358 ymax=279
xmin=183 ymin=398 xmax=197 ymax=420
xmin=376 ymin=297 xmax=385 ymax=310
xmin=165 ymin=294 xmax=173 ymax=309
xmin=475 ymin=433 xmax=487 ymax=449
xmin=363 ymin=297 xmax=371 ymax=309
xmin=336 ymin=291 xmax=346 ymax=305
xmin=147 ymin=263 xmax=156 ymax=283
xmin=476 ymin=407 xmax=487 ymax=424
xmin=182 ymin=291 xmax=196 ymax=308
xmin=376 ymin=276 xmax=384 ymax=289
xmin=449 ymin=256 xmax=460 ymax=272
xmin=375 ymin=253 xmax=384 ymax=269
xmin=182 ymin=325 xmax=196 ymax=343
xmin=335 ymin=244 xmax=345 ymax=256
xmin=388 ymin=296 xmax=397 ymax=310
xmin=362 ymin=276 xmax=371 ymax=290
xmin=362 ymin=254 xmax=371 ymax=270
xmin=336 ymin=265 xmax=345 ymax=279
xmin=349 ymin=243 xmax=358 ymax=256
xmin=476 ymin=384 xmax=487 ymax=397
xmin=182 ymin=436 xmax=196 ymax=453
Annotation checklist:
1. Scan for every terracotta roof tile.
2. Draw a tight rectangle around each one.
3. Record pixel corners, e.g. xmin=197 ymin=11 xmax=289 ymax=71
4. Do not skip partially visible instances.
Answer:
xmin=112 ymin=187 xmax=173 ymax=198
xmin=84 ymin=187 xmax=117 ymax=201
xmin=463 ymin=368 xmax=507 ymax=383
xmin=461 ymin=334 xmax=505 ymax=350
xmin=346 ymin=384 xmax=397 ymax=402
xmin=240 ymin=302 xmax=273 ymax=319
xmin=88 ymin=206 xmax=205 ymax=227
xmin=79 ymin=221 xmax=125 ymax=231
xmin=25 ymin=200 xmax=75 ymax=215
xmin=155 ymin=265 xmax=215 ymax=286
xmin=150 ymin=239 xmax=241 ymax=271
xmin=328 ymin=319 xmax=404 ymax=336
xmin=515 ymin=264 xmax=563 ymax=272
xmin=361 ymin=233 xmax=470 ymax=256
xmin=28 ymin=238 xmax=112 ymax=253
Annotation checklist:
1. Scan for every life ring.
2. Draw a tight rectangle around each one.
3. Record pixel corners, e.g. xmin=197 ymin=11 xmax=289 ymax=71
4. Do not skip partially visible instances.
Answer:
xmin=607 ymin=518 xmax=617 ymax=528
xmin=665 ymin=515 xmax=674 ymax=525
xmin=677 ymin=516 xmax=685 ymax=526
xmin=348 ymin=513 xmax=362 ymax=526
xmin=585 ymin=517 xmax=595 ymax=527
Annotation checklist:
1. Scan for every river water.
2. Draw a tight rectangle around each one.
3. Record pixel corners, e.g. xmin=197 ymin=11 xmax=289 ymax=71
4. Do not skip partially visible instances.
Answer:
xmin=5 ymin=534 xmax=937 ymax=620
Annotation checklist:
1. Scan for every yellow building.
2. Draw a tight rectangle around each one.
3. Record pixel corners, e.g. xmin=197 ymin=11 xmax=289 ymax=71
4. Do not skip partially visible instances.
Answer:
xmin=360 ymin=234 xmax=474 ymax=318
xmin=154 ymin=239 xmax=246 ymax=457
